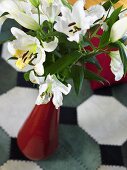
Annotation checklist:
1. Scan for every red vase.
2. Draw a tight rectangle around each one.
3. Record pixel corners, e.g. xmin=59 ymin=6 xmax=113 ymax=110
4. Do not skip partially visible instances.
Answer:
xmin=17 ymin=100 xmax=60 ymax=160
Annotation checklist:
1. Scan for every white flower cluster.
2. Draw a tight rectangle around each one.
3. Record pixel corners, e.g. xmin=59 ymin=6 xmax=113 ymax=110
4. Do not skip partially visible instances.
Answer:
xmin=0 ymin=0 xmax=127 ymax=108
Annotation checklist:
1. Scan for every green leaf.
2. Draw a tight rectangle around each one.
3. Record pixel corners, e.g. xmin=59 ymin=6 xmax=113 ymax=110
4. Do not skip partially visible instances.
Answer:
xmin=115 ymin=41 xmax=127 ymax=74
xmin=61 ymin=0 xmax=72 ymax=10
xmin=103 ymin=0 xmax=120 ymax=11
xmin=99 ymin=7 xmax=122 ymax=48
xmin=107 ymin=6 xmax=122 ymax=29
xmin=99 ymin=30 xmax=110 ymax=48
xmin=84 ymin=68 xmax=108 ymax=83
xmin=81 ymin=37 xmax=91 ymax=47
xmin=85 ymin=57 xmax=102 ymax=71
xmin=24 ymin=71 xmax=31 ymax=81
xmin=71 ymin=65 xmax=84 ymax=95
xmin=60 ymin=67 xmax=71 ymax=81
xmin=45 ymin=51 xmax=82 ymax=75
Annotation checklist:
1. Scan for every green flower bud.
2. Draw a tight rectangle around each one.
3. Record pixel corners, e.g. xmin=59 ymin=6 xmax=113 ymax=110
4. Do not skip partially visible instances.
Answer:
xmin=29 ymin=0 xmax=40 ymax=8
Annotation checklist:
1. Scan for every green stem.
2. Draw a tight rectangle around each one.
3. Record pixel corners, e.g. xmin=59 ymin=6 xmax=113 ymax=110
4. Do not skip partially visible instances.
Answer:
xmin=37 ymin=7 xmax=41 ymax=25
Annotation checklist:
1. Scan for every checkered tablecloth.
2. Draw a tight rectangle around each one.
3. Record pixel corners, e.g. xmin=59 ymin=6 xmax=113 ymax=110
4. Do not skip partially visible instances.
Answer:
xmin=1 ymin=44 xmax=127 ymax=170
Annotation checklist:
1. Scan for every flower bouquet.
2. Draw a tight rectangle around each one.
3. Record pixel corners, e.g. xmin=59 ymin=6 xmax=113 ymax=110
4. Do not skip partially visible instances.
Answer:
xmin=0 ymin=0 xmax=127 ymax=160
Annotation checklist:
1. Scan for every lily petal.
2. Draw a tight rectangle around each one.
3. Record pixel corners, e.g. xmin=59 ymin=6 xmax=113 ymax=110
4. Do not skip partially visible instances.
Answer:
xmin=39 ymin=84 xmax=48 ymax=95
xmin=72 ymin=0 xmax=86 ymax=27
xmin=30 ymin=70 xmax=44 ymax=84
xmin=36 ymin=94 xmax=51 ymax=105
xmin=34 ymin=60 xmax=44 ymax=76
xmin=11 ymin=27 xmax=40 ymax=51
xmin=53 ymin=75 xmax=72 ymax=95
xmin=52 ymin=89 xmax=63 ymax=109
xmin=0 ymin=0 xmax=40 ymax=31
xmin=43 ymin=37 xmax=58 ymax=52
xmin=0 ymin=0 xmax=19 ymax=14
xmin=11 ymin=27 xmax=27 ymax=39
xmin=110 ymin=51 xmax=124 ymax=81
xmin=8 ymin=42 xmax=16 ymax=56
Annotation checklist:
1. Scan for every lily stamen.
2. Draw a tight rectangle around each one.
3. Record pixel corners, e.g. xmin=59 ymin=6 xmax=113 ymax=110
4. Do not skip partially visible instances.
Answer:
xmin=22 ymin=51 xmax=29 ymax=59
xmin=68 ymin=22 xmax=76 ymax=27
xmin=69 ymin=30 xmax=73 ymax=32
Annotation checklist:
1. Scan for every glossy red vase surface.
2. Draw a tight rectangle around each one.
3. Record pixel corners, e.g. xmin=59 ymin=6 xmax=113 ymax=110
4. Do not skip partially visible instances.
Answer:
xmin=17 ymin=100 xmax=60 ymax=160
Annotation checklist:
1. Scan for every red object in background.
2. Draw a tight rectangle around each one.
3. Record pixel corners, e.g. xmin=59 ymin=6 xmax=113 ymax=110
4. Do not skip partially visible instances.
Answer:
xmin=86 ymin=29 xmax=127 ymax=90
xmin=17 ymin=100 xmax=60 ymax=160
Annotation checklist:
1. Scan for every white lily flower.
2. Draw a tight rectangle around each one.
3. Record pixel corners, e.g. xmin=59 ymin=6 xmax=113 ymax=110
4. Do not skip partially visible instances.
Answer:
xmin=40 ymin=0 xmax=64 ymax=23
xmin=85 ymin=4 xmax=107 ymax=31
xmin=54 ymin=0 xmax=87 ymax=42
xmin=110 ymin=17 xmax=127 ymax=42
xmin=54 ymin=0 xmax=102 ymax=42
xmin=110 ymin=51 xmax=124 ymax=81
xmin=8 ymin=27 xmax=45 ymax=76
xmin=30 ymin=71 xmax=71 ymax=109
xmin=8 ymin=27 xmax=58 ymax=75
xmin=0 ymin=0 xmax=40 ymax=30
xmin=85 ymin=5 xmax=106 ymax=26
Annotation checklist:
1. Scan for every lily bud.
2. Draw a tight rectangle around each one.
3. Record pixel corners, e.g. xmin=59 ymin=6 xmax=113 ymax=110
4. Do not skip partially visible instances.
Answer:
xmin=12 ymin=11 xmax=40 ymax=31
xmin=29 ymin=0 xmax=40 ymax=8
xmin=110 ymin=17 xmax=127 ymax=42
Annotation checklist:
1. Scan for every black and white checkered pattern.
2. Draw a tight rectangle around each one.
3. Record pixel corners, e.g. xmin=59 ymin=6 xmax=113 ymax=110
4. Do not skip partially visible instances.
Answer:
xmin=1 ymin=44 xmax=127 ymax=169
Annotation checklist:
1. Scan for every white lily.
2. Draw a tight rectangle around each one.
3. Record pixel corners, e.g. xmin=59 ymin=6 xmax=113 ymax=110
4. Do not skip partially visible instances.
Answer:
xmin=0 ymin=0 xmax=40 ymax=30
xmin=54 ymin=0 xmax=102 ymax=42
xmin=54 ymin=0 xmax=87 ymax=42
xmin=8 ymin=27 xmax=58 ymax=75
xmin=30 ymin=71 xmax=71 ymax=109
xmin=110 ymin=51 xmax=124 ymax=81
xmin=8 ymin=27 xmax=45 ymax=75
xmin=110 ymin=17 xmax=127 ymax=42
xmin=40 ymin=0 xmax=64 ymax=23
xmin=85 ymin=5 xmax=106 ymax=26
